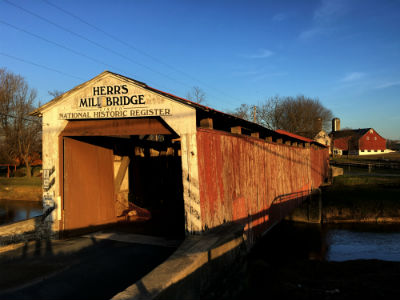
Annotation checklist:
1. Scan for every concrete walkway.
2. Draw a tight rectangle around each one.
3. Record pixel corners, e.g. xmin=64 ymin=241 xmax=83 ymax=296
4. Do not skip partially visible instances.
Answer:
xmin=0 ymin=224 xmax=246 ymax=299
xmin=0 ymin=233 xmax=180 ymax=300
xmin=112 ymin=223 xmax=246 ymax=300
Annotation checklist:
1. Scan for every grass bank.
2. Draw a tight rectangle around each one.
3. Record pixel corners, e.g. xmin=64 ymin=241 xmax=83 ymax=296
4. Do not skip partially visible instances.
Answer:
xmin=289 ymin=173 xmax=400 ymax=223
xmin=0 ymin=177 xmax=42 ymax=201
xmin=331 ymin=152 xmax=400 ymax=163
xmin=323 ymin=173 xmax=400 ymax=223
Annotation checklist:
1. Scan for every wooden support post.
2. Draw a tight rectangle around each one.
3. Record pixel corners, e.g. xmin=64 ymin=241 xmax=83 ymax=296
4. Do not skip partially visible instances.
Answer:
xmin=276 ymin=138 xmax=283 ymax=144
xmin=251 ymin=132 xmax=259 ymax=138
xmin=114 ymin=156 xmax=130 ymax=193
xmin=200 ymin=118 xmax=213 ymax=129
xmin=266 ymin=136 xmax=272 ymax=142
xmin=231 ymin=126 xmax=242 ymax=134
xmin=166 ymin=147 xmax=174 ymax=156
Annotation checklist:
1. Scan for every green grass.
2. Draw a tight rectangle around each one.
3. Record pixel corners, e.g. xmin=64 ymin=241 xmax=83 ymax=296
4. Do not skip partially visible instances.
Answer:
xmin=322 ymin=176 xmax=400 ymax=219
xmin=331 ymin=152 xmax=400 ymax=163
xmin=0 ymin=177 xmax=42 ymax=187
xmin=333 ymin=175 xmax=400 ymax=186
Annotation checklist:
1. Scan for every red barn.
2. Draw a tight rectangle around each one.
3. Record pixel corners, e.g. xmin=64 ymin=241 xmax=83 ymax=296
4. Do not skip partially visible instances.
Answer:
xmin=331 ymin=128 xmax=387 ymax=155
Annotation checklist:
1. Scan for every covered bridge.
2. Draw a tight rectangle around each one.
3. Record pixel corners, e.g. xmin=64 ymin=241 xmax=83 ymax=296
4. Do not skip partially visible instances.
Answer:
xmin=32 ymin=71 xmax=329 ymax=242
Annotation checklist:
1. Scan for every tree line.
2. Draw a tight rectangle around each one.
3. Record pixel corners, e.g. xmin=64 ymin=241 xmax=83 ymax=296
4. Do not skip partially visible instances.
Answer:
xmin=186 ymin=87 xmax=333 ymax=139
xmin=0 ymin=68 xmax=41 ymax=177
xmin=230 ymin=95 xmax=333 ymax=139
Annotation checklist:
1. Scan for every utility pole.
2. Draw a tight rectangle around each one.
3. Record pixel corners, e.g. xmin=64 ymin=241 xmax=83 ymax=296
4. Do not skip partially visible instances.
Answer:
xmin=253 ymin=105 xmax=257 ymax=123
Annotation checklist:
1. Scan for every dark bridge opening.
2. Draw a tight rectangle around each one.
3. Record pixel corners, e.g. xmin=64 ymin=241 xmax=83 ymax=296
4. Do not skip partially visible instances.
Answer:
xmin=60 ymin=118 xmax=185 ymax=239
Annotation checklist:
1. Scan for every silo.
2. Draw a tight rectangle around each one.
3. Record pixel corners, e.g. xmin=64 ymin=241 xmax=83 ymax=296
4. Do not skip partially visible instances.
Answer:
xmin=314 ymin=117 xmax=322 ymax=132
xmin=332 ymin=118 xmax=340 ymax=132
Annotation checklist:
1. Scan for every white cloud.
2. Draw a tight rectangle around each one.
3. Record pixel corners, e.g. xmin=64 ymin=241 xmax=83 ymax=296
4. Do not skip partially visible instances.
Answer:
xmin=299 ymin=0 xmax=350 ymax=40
xmin=375 ymin=80 xmax=400 ymax=89
xmin=241 ymin=49 xmax=274 ymax=59
xmin=314 ymin=0 xmax=348 ymax=22
xmin=272 ymin=13 xmax=287 ymax=22
xmin=341 ymin=72 xmax=366 ymax=82
xmin=299 ymin=28 xmax=324 ymax=40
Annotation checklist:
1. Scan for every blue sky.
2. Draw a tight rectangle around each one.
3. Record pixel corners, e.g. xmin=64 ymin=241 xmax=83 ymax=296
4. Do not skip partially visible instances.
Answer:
xmin=1 ymin=0 xmax=399 ymax=139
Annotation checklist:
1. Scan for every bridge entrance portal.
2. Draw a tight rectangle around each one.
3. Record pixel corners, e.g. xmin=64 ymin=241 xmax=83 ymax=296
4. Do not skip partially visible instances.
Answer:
xmin=60 ymin=117 xmax=185 ymax=238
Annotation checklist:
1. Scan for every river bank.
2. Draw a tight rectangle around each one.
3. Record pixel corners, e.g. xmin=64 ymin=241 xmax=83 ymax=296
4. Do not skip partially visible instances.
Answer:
xmin=205 ymin=169 xmax=400 ymax=299
xmin=0 ymin=178 xmax=42 ymax=202
xmin=289 ymin=173 xmax=400 ymax=224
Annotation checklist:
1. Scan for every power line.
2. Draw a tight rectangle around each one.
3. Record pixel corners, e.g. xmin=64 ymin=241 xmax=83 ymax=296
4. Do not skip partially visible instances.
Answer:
xmin=41 ymin=0 xmax=241 ymax=105
xmin=0 ymin=112 xmax=41 ymax=124
xmin=0 ymin=51 xmax=84 ymax=80
xmin=3 ymin=0 xmax=192 ymax=91
xmin=0 ymin=20 xmax=128 ymax=75
xmin=5 ymin=0 xmax=242 ymax=106
xmin=0 ymin=32 xmax=181 ymax=101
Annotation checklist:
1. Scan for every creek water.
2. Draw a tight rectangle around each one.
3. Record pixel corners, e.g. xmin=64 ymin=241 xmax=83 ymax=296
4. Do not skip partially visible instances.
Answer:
xmin=257 ymin=221 xmax=400 ymax=262
xmin=0 ymin=200 xmax=43 ymax=226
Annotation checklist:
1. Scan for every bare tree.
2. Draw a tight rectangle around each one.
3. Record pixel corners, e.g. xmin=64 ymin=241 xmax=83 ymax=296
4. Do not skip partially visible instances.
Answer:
xmin=0 ymin=68 xmax=41 ymax=177
xmin=228 ymin=104 xmax=252 ymax=121
xmin=186 ymin=86 xmax=206 ymax=104
xmin=256 ymin=95 xmax=333 ymax=138
xmin=387 ymin=139 xmax=400 ymax=150
xmin=48 ymin=89 xmax=64 ymax=98
xmin=229 ymin=95 xmax=333 ymax=138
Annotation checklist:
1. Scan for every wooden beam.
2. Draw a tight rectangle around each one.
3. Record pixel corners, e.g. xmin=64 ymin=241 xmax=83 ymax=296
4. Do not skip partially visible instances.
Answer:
xmin=292 ymin=142 xmax=298 ymax=147
xmin=305 ymin=143 xmax=310 ymax=148
xmin=115 ymin=156 xmax=130 ymax=193
xmin=200 ymin=118 xmax=213 ymax=129
xmin=266 ymin=136 xmax=272 ymax=142
xmin=231 ymin=126 xmax=242 ymax=134
xmin=285 ymin=141 xmax=291 ymax=146
xmin=276 ymin=138 xmax=283 ymax=144
xmin=251 ymin=132 xmax=259 ymax=138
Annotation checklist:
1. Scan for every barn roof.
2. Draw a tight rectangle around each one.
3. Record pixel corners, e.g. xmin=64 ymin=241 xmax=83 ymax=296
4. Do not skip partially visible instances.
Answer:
xmin=331 ymin=128 xmax=386 ymax=151
xmin=331 ymin=128 xmax=371 ymax=139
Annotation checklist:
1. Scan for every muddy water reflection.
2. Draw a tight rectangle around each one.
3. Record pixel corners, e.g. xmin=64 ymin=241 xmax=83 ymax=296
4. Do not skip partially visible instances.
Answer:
xmin=258 ymin=221 xmax=400 ymax=262
xmin=0 ymin=200 xmax=42 ymax=226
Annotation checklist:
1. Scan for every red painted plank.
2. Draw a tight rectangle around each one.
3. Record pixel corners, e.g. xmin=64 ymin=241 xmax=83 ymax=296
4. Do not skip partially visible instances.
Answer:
xmin=196 ymin=128 xmax=329 ymax=240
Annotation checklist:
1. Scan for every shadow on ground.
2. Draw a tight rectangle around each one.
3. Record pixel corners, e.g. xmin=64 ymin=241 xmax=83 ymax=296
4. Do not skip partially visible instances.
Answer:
xmin=0 ymin=234 xmax=178 ymax=300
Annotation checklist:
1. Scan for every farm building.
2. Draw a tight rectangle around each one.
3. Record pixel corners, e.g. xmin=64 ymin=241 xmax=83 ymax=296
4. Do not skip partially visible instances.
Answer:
xmin=330 ymin=128 xmax=388 ymax=155
xmin=31 ymin=71 xmax=329 ymax=241
xmin=314 ymin=130 xmax=331 ymax=149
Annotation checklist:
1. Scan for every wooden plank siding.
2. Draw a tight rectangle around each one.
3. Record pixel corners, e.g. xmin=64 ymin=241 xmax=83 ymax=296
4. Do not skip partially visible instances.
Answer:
xmin=196 ymin=128 xmax=329 ymax=240
xmin=310 ymin=146 xmax=330 ymax=188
